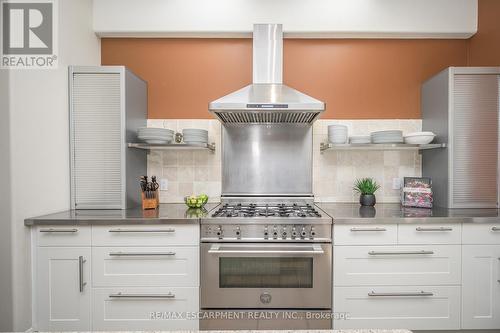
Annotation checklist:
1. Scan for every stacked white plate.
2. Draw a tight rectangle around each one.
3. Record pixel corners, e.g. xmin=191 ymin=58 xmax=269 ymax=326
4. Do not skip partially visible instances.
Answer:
xmin=349 ymin=136 xmax=371 ymax=144
xmin=404 ymin=131 xmax=436 ymax=144
xmin=371 ymin=130 xmax=404 ymax=144
xmin=328 ymin=125 xmax=348 ymax=144
xmin=137 ymin=127 xmax=174 ymax=144
xmin=182 ymin=128 xmax=208 ymax=144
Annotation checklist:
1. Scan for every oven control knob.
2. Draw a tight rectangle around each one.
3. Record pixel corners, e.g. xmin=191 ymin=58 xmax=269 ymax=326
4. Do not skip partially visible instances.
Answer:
xmin=272 ymin=226 xmax=278 ymax=239
xmin=291 ymin=227 xmax=297 ymax=238
xmin=235 ymin=226 xmax=241 ymax=239
xmin=310 ymin=227 xmax=316 ymax=239
xmin=300 ymin=227 xmax=307 ymax=238
xmin=216 ymin=226 xmax=223 ymax=238
xmin=263 ymin=227 xmax=269 ymax=239
xmin=281 ymin=231 xmax=287 ymax=239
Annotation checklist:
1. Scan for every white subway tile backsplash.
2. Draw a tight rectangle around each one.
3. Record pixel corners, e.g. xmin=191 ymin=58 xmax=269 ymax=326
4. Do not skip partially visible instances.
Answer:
xmin=147 ymin=119 xmax=422 ymax=203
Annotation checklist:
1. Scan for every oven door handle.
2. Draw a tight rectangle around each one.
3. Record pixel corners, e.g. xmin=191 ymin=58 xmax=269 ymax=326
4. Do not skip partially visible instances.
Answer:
xmin=207 ymin=244 xmax=325 ymax=255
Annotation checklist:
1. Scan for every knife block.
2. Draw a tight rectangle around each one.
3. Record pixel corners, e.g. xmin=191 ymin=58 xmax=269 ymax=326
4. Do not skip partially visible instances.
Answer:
xmin=141 ymin=191 xmax=159 ymax=210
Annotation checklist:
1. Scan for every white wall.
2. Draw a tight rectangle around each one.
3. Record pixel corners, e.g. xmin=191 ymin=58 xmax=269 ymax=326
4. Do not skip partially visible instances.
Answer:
xmin=93 ymin=0 xmax=477 ymax=38
xmin=6 ymin=0 xmax=100 ymax=330
xmin=0 ymin=64 xmax=13 ymax=332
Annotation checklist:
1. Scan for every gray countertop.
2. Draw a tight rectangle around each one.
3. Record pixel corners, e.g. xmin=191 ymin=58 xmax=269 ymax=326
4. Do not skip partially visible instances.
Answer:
xmin=317 ymin=203 xmax=500 ymax=224
xmin=24 ymin=203 xmax=219 ymax=226
xmin=84 ymin=331 xmax=411 ymax=333
xmin=25 ymin=202 xmax=500 ymax=226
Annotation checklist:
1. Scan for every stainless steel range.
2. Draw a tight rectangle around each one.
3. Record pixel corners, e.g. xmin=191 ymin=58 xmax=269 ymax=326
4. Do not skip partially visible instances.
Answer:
xmin=201 ymin=23 xmax=330 ymax=330
xmin=200 ymin=199 xmax=332 ymax=330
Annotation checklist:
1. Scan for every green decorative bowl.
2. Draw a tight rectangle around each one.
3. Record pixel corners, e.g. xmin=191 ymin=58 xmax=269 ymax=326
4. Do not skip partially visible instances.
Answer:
xmin=184 ymin=195 xmax=208 ymax=208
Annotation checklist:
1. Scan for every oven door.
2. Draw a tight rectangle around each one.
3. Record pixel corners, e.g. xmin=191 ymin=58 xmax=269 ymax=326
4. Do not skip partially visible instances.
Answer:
xmin=201 ymin=243 xmax=332 ymax=309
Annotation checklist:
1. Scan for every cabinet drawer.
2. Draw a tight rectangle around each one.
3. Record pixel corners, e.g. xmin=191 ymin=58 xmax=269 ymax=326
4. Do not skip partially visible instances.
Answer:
xmin=36 ymin=226 xmax=91 ymax=246
xmin=398 ymin=223 xmax=461 ymax=244
xmin=92 ymin=247 xmax=199 ymax=287
xmin=92 ymin=225 xmax=199 ymax=246
xmin=333 ymin=286 xmax=460 ymax=330
xmin=334 ymin=245 xmax=461 ymax=286
xmin=462 ymin=223 xmax=500 ymax=244
xmin=92 ymin=287 xmax=199 ymax=331
xmin=334 ymin=224 xmax=397 ymax=245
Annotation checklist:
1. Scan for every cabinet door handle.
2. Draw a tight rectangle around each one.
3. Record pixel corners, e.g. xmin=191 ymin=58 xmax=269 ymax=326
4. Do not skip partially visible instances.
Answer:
xmin=108 ymin=252 xmax=176 ymax=256
xmin=368 ymin=291 xmax=434 ymax=297
xmin=40 ymin=228 xmax=78 ymax=233
xmin=492 ymin=227 xmax=500 ymax=232
xmin=368 ymin=250 xmax=434 ymax=255
xmin=108 ymin=228 xmax=175 ymax=233
xmin=78 ymin=256 xmax=86 ymax=292
xmin=350 ymin=227 xmax=387 ymax=232
xmin=416 ymin=226 xmax=453 ymax=231
xmin=109 ymin=292 xmax=175 ymax=299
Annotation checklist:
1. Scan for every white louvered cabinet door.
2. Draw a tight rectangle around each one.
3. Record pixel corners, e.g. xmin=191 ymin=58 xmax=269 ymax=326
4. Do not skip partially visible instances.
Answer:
xmin=452 ymin=74 xmax=499 ymax=208
xmin=71 ymin=73 xmax=123 ymax=209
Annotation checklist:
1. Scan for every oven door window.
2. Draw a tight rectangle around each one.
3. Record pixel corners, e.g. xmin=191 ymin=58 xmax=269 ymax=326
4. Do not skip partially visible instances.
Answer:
xmin=219 ymin=257 xmax=313 ymax=288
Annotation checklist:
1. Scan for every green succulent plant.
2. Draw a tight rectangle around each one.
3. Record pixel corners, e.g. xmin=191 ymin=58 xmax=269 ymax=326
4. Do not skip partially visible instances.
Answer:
xmin=353 ymin=178 xmax=380 ymax=195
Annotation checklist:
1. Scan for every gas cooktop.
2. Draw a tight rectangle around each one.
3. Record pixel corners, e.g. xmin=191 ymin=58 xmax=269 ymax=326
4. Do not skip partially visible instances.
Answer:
xmin=211 ymin=203 xmax=322 ymax=218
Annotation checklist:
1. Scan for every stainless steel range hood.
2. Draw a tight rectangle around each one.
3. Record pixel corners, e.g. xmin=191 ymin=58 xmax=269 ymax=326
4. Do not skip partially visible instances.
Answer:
xmin=209 ymin=24 xmax=325 ymax=124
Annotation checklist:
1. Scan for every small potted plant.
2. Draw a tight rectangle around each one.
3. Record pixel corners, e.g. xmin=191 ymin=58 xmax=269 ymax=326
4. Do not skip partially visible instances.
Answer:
xmin=353 ymin=178 xmax=380 ymax=206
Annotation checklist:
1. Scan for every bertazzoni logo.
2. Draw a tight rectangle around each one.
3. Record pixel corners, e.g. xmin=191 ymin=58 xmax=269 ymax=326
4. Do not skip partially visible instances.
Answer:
xmin=1 ymin=0 xmax=57 ymax=69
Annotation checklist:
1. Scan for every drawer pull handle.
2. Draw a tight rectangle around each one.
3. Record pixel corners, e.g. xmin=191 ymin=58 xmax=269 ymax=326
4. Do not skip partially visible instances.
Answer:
xmin=109 ymin=252 xmax=176 ymax=256
xmin=109 ymin=292 xmax=175 ymax=299
xmin=40 ymin=228 xmax=78 ymax=233
xmin=492 ymin=227 xmax=500 ymax=232
xmin=368 ymin=250 xmax=434 ymax=255
xmin=108 ymin=228 xmax=175 ymax=233
xmin=350 ymin=227 xmax=387 ymax=232
xmin=78 ymin=256 xmax=87 ymax=293
xmin=368 ymin=291 xmax=434 ymax=297
xmin=416 ymin=227 xmax=453 ymax=231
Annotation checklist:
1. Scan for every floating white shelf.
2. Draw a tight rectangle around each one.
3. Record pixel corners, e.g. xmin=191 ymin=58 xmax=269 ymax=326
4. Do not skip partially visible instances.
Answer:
xmin=320 ymin=142 xmax=447 ymax=153
xmin=128 ymin=142 xmax=216 ymax=152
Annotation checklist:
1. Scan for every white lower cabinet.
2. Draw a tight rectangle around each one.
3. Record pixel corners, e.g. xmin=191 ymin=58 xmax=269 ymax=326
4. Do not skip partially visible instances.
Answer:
xmin=462 ymin=245 xmax=500 ymax=329
xmin=92 ymin=246 xmax=199 ymax=287
xmin=36 ymin=247 xmax=91 ymax=331
xmin=333 ymin=285 xmax=461 ymax=330
xmin=92 ymin=287 xmax=199 ymax=330
xmin=334 ymin=245 xmax=461 ymax=286
xmin=33 ymin=224 xmax=200 ymax=331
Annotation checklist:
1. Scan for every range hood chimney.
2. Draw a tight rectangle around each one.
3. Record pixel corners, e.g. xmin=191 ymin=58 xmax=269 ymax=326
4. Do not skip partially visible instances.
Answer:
xmin=209 ymin=24 xmax=325 ymax=124
xmin=253 ymin=24 xmax=283 ymax=84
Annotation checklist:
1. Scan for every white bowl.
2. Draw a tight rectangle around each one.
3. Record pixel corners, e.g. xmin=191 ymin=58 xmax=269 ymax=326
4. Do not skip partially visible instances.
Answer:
xmin=404 ymin=132 xmax=436 ymax=144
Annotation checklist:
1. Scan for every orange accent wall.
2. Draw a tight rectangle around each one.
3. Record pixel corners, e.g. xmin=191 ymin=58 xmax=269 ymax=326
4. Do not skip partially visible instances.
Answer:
xmin=102 ymin=38 xmax=467 ymax=119
xmin=468 ymin=0 xmax=500 ymax=66
xmin=102 ymin=0 xmax=500 ymax=119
